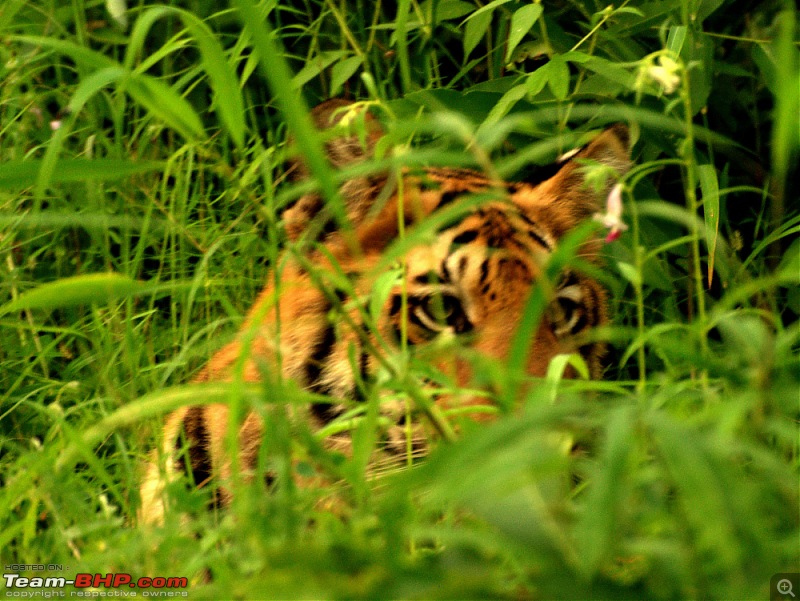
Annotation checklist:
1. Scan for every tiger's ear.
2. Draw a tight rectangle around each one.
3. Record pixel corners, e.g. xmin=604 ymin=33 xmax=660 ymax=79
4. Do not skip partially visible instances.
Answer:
xmin=526 ymin=125 xmax=631 ymax=231
xmin=283 ymin=99 xmax=384 ymax=242
xmin=293 ymin=98 xmax=383 ymax=175
xmin=574 ymin=124 xmax=631 ymax=179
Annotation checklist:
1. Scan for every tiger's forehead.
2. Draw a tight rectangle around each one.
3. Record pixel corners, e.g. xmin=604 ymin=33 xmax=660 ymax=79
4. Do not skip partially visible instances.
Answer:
xmin=346 ymin=190 xmax=558 ymax=287
xmin=410 ymin=168 xmax=560 ymax=248
xmin=454 ymin=204 xmax=556 ymax=252
xmin=400 ymin=202 xmax=551 ymax=287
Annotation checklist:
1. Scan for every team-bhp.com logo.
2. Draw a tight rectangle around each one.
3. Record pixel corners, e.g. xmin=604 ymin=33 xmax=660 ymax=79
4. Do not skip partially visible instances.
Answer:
xmin=3 ymin=572 xmax=188 ymax=598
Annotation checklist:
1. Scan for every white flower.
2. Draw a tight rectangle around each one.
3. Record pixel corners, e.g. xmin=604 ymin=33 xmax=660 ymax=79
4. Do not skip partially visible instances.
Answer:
xmin=647 ymin=55 xmax=680 ymax=95
xmin=593 ymin=183 xmax=628 ymax=243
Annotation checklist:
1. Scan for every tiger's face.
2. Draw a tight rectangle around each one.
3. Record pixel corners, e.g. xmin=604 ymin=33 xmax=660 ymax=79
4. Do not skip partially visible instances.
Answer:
xmin=139 ymin=100 xmax=631 ymax=523
xmin=384 ymin=196 xmax=600 ymax=380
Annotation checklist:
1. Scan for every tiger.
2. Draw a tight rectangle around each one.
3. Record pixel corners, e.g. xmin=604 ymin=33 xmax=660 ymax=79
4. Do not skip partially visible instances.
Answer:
xmin=139 ymin=99 xmax=631 ymax=525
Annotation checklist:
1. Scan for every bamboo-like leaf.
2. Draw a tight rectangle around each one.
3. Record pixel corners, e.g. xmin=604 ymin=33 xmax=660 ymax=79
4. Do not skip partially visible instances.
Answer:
xmin=293 ymin=50 xmax=350 ymax=89
xmin=547 ymin=54 xmax=570 ymax=100
xmin=464 ymin=9 xmax=492 ymax=58
xmin=617 ymin=261 xmax=642 ymax=287
xmin=527 ymin=62 xmax=551 ymax=96
xmin=0 ymin=274 xmax=140 ymax=315
xmin=462 ymin=0 xmax=514 ymax=23
xmin=480 ymin=84 xmax=527 ymax=130
xmin=370 ymin=267 xmax=402 ymax=324
xmin=0 ymin=211 xmax=169 ymax=232
xmin=505 ymin=4 xmax=543 ymax=64
xmin=766 ymin=8 xmax=799 ymax=265
xmin=395 ymin=0 xmax=412 ymax=92
xmin=698 ymin=164 xmax=720 ymax=287
xmin=66 ymin=66 xmax=127 ymax=113
xmin=666 ymin=24 xmax=687 ymax=55
xmin=330 ymin=55 xmax=363 ymax=95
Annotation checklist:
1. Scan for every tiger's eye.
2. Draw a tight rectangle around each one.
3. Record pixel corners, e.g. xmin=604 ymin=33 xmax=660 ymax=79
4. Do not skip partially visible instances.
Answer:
xmin=421 ymin=294 xmax=457 ymax=322
xmin=418 ymin=293 xmax=472 ymax=334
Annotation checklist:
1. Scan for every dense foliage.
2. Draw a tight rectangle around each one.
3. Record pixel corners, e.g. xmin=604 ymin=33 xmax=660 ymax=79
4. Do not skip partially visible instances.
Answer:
xmin=1 ymin=0 xmax=797 ymax=599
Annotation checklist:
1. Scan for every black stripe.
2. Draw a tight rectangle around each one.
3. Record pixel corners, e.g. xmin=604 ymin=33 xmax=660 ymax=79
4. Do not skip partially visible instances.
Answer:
xmin=458 ymin=255 xmax=468 ymax=277
xmin=560 ymin=270 xmax=579 ymax=288
xmin=479 ymin=259 xmax=489 ymax=283
xmin=452 ymin=229 xmax=478 ymax=245
xmin=427 ymin=167 xmax=486 ymax=181
xmin=504 ymin=235 xmax=530 ymax=253
xmin=310 ymin=399 xmax=342 ymax=423
xmin=389 ymin=294 xmax=403 ymax=316
xmin=304 ymin=321 xmax=336 ymax=395
xmin=175 ymin=406 xmax=213 ymax=489
xmin=305 ymin=314 xmax=345 ymax=423
xmin=441 ymin=259 xmax=452 ymax=283
xmin=355 ymin=345 xmax=370 ymax=403
xmin=436 ymin=190 xmax=462 ymax=209
xmin=319 ymin=214 xmax=338 ymax=238
xmin=517 ymin=212 xmax=551 ymax=250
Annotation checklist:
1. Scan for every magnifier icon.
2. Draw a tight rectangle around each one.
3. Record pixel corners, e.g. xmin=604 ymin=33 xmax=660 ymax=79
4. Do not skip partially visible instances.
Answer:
xmin=778 ymin=579 xmax=796 ymax=598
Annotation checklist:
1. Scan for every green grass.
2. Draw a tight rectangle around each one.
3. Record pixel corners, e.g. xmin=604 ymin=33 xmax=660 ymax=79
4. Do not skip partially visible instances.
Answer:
xmin=1 ymin=0 xmax=798 ymax=599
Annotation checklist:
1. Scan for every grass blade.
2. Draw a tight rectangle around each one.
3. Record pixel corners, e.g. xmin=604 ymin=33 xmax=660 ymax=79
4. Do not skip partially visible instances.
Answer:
xmin=0 ymin=273 xmax=185 ymax=315
xmin=125 ymin=6 xmax=246 ymax=148
xmin=0 ymin=159 xmax=164 ymax=189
